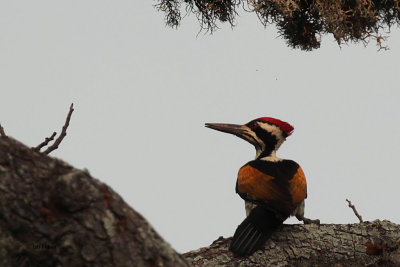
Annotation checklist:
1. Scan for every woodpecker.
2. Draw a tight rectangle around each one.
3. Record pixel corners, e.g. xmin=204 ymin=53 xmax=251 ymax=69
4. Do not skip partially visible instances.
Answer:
xmin=205 ymin=117 xmax=318 ymax=257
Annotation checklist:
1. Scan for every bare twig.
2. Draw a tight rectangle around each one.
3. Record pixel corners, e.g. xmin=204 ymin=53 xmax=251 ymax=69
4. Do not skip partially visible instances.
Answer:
xmin=32 ymin=132 xmax=57 ymax=152
xmin=0 ymin=123 xmax=7 ymax=138
xmin=43 ymin=103 xmax=74 ymax=155
xmin=346 ymin=199 xmax=363 ymax=223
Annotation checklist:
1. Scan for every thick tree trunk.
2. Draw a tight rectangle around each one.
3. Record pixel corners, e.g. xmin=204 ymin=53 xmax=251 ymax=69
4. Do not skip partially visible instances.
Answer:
xmin=1 ymin=136 xmax=399 ymax=267
xmin=0 ymin=137 xmax=188 ymax=267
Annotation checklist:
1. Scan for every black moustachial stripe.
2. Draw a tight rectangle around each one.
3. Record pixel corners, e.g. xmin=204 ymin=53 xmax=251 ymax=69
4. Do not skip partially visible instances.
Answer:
xmin=246 ymin=120 xmax=280 ymax=159
xmin=255 ymin=127 xmax=277 ymax=159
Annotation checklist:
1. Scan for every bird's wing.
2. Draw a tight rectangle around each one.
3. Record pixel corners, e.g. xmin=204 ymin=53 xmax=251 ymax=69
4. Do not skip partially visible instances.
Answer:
xmin=236 ymin=160 xmax=307 ymax=216
xmin=289 ymin=165 xmax=307 ymax=204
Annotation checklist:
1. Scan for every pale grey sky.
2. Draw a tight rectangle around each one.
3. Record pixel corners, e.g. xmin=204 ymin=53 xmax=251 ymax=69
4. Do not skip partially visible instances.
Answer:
xmin=1 ymin=1 xmax=400 ymax=253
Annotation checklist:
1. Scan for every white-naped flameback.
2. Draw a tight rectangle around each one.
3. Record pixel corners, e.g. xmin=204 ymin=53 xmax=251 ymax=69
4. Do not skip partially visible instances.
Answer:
xmin=206 ymin=117 xmax=318 ymax=257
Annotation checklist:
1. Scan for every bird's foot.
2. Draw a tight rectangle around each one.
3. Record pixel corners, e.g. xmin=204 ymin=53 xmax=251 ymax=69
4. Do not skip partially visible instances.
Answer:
xmin=302 ymin=217 xmax=320 ymax=225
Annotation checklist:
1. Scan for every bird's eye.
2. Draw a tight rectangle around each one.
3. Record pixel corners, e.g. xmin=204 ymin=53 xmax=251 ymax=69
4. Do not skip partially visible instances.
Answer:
xmin=249 ymin=121 xmax=258 ymax=130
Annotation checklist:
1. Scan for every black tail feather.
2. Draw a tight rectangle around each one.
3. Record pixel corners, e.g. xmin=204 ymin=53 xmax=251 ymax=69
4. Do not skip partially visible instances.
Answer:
xmin=230 ymin=206 xmax=285 ymax=256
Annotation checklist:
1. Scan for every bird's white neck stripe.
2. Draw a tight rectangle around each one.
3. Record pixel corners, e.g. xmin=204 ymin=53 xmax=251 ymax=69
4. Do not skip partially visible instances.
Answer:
xmin=259 ymin=151 xmax=283 ymax=162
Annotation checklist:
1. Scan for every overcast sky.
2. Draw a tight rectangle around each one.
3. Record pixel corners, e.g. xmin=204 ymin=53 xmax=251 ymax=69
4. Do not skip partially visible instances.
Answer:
xmin=1 ymin=1 xmax=400 ymax=253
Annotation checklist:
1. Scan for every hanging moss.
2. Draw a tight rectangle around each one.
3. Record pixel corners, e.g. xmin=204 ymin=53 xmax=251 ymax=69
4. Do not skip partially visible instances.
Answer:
xmin=156 ymin=0 xmax=400 ymax=50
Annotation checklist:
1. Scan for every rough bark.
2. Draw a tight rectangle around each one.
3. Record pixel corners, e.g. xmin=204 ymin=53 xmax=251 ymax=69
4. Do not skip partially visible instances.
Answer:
xmin=183 ymin=222 xmax=400 ymax=266
xmin=0 ymin=137 xmax=189 ymax=267
xmin=1 ymin=136 xmax=400 ymax=267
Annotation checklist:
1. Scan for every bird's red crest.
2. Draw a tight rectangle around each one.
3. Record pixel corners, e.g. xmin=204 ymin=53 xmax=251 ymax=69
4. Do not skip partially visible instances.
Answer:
xmin=257 ymin=117 xmax=294 ymax=136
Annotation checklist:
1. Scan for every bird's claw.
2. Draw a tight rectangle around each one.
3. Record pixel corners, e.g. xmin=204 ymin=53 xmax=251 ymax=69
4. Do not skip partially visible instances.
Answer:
xmin=303 ymin=217 xmax=320 ymax=225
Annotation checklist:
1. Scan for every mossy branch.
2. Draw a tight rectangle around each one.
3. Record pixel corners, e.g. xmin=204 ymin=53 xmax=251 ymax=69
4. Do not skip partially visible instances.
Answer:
xmin=156 ymin=0 xmax=400 ymax=50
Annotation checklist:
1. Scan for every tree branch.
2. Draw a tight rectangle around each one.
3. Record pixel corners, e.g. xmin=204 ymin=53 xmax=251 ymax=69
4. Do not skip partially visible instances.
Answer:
xmin=184 ymin=221 xmax=400 ymax=266
xmin=43 ymin=103 xmax=74 ymax=155
xmin=346 ymin=198 xmax=364 ymax=223
xmin=32 ymin=132 xmax=57 ymax=152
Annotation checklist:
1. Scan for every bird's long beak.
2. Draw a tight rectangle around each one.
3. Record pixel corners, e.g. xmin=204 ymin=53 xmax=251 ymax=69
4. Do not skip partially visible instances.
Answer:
xmin=205 ymin=122 xmax=262 ymax=152
xmin=205 ymin=123 xmax=247 ymax=138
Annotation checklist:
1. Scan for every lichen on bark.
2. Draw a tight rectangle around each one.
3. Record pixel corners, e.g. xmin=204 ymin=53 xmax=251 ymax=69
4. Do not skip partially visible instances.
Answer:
xmin=0 ymin=137 xmax=188 ymax=267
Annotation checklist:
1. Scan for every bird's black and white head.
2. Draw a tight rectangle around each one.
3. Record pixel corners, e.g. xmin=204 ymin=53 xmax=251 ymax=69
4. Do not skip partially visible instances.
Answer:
xmin=205 ymin=117 xmax=294 ymax=160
